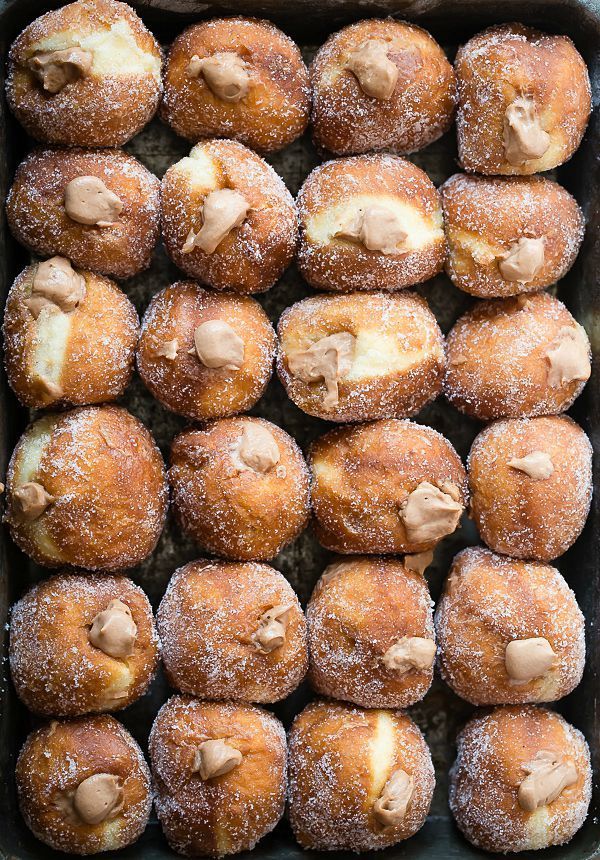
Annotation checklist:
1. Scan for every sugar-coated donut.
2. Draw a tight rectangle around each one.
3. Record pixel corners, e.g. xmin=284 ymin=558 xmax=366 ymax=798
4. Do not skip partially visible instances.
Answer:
xmin=6 ymin=147 xmax=160 ymax=280
xmin=149 ymin=696 xmax=287 ymax=857
xmin=137 ymin=281 xmax=275 ymax=421
xmin=467 ymin=415 xmax=592 ymax=562
xmin=297 ymin=154 xmax=446 ymax=293
xmin=276 ymin=291 xmax=445 ymax=422
xmin=16 ymin=714 xmax=151 ymax=855
xmin=310 ymin=19 xmax=456 ymax=156
xmin=449 ymin=706 xmax=591 ymax=852
xmin=288 ymin=699 xmax=435 ymax=851
xmin=310 ymin=419 xmax=467 ymax=555
xmin=444 ymin=292 xmax=591 ymax=420
xmin=10 ymin=572 xmax=159 ymax=717
xmin=169 ymin=416 xmax=310 ymax=561
xmin=161 ymin=17 xmax=310 ymax=153
xmin=5 ymin=405 xmax=168 ymax=571
xmin=5 ymin=0 xmax=162 ymax=147
xmin=157 ymin=559 xmax=308 ymax=703
xmin=3 ymin=257 xmax=138 ymax=410
xmin=307 ymin=557 xmax=435 ymax=708
xmin=435 ymin=547 xmax=585 ymax=705
xmin=441 ymin=174 xmax=585 ymax=298
xmin=456 ymin=24 xmax=591 ymax=175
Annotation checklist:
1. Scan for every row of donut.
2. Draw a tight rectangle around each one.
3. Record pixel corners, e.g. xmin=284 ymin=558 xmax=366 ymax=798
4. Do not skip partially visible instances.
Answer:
xmin=5 ymin=141 xmax=588 ymax=297
xmin=6 ymin=1 xmax=592 ymax=176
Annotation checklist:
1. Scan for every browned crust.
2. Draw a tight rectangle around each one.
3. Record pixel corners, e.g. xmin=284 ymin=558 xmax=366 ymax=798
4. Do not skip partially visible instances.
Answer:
xmin=6 ymin=148 xmax=160 ymax=280
xmin=160 ymin=17 xmax=310 ymax=153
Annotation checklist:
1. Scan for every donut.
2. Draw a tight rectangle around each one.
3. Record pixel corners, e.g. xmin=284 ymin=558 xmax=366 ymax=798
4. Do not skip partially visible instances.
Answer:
xmin=9 ymin=572 xmax=159 ymax=717
xmin=157 ymin=559 xmax=307 ymax=703
xmin=467 ymin=415 xmax=592 ymax=562
xmin=435 ymin=547 xmax=585 ymax=705
xmin=5 ymin=405 xmax=168 ymax=571
xmin=310 ymin=419 xmax=467 ymax=555
xmin=161 ymin=139 xmax=297 ymax=294
xmin=3 ymin=257 xmax=138 ymax=410
xmin=441 ymin=174 xmax=584 ymax=297
xmin=6 ymin=147 xmax=160 ymax=280
xmin=307 ymin=557 xmax=435 ymax=708
xmin=160 ymin=17 xmax=310 ymax=153
xmin=136 ymin=281 xmax=276 ymax=421
xmin=276 ymin=291 xmax=445 ymax=422
xmin=449 ymin=706 xmax=591 ymax=852
xmin=310 ymin=19 xmax=455 ymax=156
xmin=456 ymin=24 xmax=591 ymax=175
xmin=444 ymin=292 xmax=591 ymax=420
xmin=288 ymin=699 xmax=435 ymax=851
xmin=297 ymin=154 xmax=446 ymax=292
xmin=16 ymin=714 xmax=151 ymax=854
xmin=149 ymin=696 xmax=287 ymax=857
xmin=5 ymin=0 xmax=162 ymax=147
xmin=169 ymin=416 xmax=310 ymax=561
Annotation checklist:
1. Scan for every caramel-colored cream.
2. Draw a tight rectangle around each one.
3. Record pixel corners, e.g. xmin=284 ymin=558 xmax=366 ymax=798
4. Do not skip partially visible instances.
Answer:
xmin=192 ymin=320 xmax=244 ymax=370
xmin=156 ymin=338 xmax=179 ymax=360
xmin=232 ymin=424 xmax=281 ymax=474
xmin=287 ymin=332 xmax=355 ymax=409
xmin=546 ymin=325 xmax=591 ymax=388
xmin=25 ymin=256 xmax=86 ymax=318
xmin=335 ymin=205 xmax=407 ymax=254
xmin=28 ymin=48 xmax=92 ymax=94
xmin=12 ymin=481 xmax=54 ymax=522
xmin=508 ymin=450 xmax=554 ymax=480
xmin=72 ymin=773 xmax=123 ymax=825
xmin=89 ymin=599 xmax=137 ymax=660
xmin=518 ymin=750 xmax=578 ymax=812
xmin=404 ymin=550 xmax=434 ymax=576
xmin=383 ymin=636 xmax=436 ymax=674
xmin=373 ymin=768 xmax=414 ymax=828
xmin=189 ymin=51 xmax=251 ymax=102
xmin=193 ymin=739 xmax=243 ymax=780
xmin=504 ymin=637 xmax=556 ymax=684
xmin=251 ymin=604 xmax=293 ymax=653
xmin=498 ymin=237 xmax=545 ymax=282
xmin=504 ymin=96 xmax=551 ymax=165
xmin=400 ymin=481 xmax=463 ymax=544
xmin=346 ymin=39 xmax=399 ymax=99
xmin=64 ymin=176 xmax=123 ymax=227
xmin=183 ymin=188 xmax=249 ymax=255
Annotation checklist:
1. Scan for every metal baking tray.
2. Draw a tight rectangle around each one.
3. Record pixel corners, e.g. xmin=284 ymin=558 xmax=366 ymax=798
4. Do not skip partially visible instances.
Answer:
xmin=0 ymin=0 xmax=599 ymax=857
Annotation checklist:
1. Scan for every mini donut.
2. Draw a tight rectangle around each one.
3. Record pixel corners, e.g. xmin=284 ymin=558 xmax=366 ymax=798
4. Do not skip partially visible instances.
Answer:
xmin=149 ymin=696 xmax=287 ymax=857
xmin=435 ymin=547 xmax=585 ymax=705
xmin=449 ymin=706 xmax=591 ymax=852
xmin=444 ymin=292 xmax=591 ymax=420
xmin=6 ymin=147 xmax=160 ymax=280
xmin=3 ymin=257 xmax=139 ymax=410
xmin=276 ymin=291 xmax=445 ymax=422
xmin=137 ymin=281 xmax=275 ymax=421
xmin=310 ymin=419 xmax=467 ymax=555
xmin=297 ymin=154 xmax=445 ymax=293
xmin=467 ymin=415 xmax=592 ymax=562
xmin=157 ymin=559 xmax=307 ymax=703
xmin=169 ymin=416 xmax=310 ymax=561
xmin=441 ymin=174 xmax=585 ymax=298
xmin=160 ymin=17 xmax=310 ymax=153
xmin=310 ymin=19 xmax=456 ymax=156
xmin=456 ymin=24 xmax=591 ymax=175
xmin=10 ymin=572 xmax=159 ymax=717
xmin=307 ymin=557 xmax=435 ymax=708
xmin=161 ymin=139 xmax=297 ymax=294
xmin=5 ymin=404 xmax=168 ymax=571
xmin=16 ymin=714 xmax=151 ymax=854
xmin=5 ymin=0 xmax=162 ymax=147
xmin=288 ymin=699 xmax=435 ymax=851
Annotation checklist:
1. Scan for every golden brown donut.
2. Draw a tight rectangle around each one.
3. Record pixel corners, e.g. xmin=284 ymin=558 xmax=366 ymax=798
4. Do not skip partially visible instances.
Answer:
xmin=5 ymin=0 xmax=162 ymax=147
xmin=161 ymin=139 xmax=297 ymax=294
xmin=276 ymin=291 xmax=445 ymax=422
xmin=435 ymin=547 xmax=584 ymax=706
xmin=297 ymin=154 xmax=446 ymax=293
xmin=441 ymin=174 xmax=585 ymax=297
xmin=3 ymin=257 xmax=139 ymax=410
xmin=467 ymin=415 xmax=592 ymax=562
xmin=137 ymin=281 xmax=275 ymax=421
xmin=449 ymin=706 xmax=591 ymax=852
xmin=160 ymin=17 xmax=310 ymax=153
xmin=310 ymin=19 xmax=456 ymax=156
xmin=157 ymin=560 xmax=307 ymax=703
xmin=288 ymin=699 xmax=434 ymax=851
xmin=10 ymin=572 xmax=159 ymax=717
xmin=149 ymin=696 xmax=287 ymax=857
xmin=5 ymin=405 xmax=168 ymax=571
xmin=444 ymin=292 xmax=591 ymax=420
xmin=456 ymin=24 xmax=591 ymax=175
xmin=16 ymin=714 xmax=151 ymax=854
xmin=310 ymin=419 xmax=467 ymax=555
xmin=307 ymin=557 xmax=435 ymax=708
xmin=169 ymin=416 xmax=310 ymax=561
xmin=6 ymin=147 xmax=160 ymax=280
